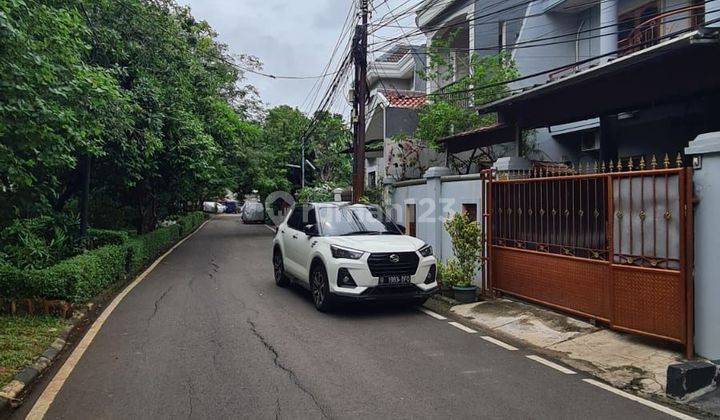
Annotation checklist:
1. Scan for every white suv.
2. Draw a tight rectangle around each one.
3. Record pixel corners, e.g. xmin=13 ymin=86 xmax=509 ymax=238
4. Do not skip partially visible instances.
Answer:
xmin=272 ymin=203 xmax=438 ymax=311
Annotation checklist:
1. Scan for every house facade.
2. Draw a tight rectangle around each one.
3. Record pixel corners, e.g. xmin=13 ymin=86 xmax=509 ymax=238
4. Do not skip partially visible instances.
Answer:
xmin=381 ymin=0 xmax=720 ymax=359
xmin=417 ymin=0 xmax=716 ymax=164
xmin=364 ymin=44 xmax=443 ymax=185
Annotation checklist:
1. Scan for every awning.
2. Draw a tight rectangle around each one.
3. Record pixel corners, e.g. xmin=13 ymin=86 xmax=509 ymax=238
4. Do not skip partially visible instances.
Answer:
xmin=477 ymin=29 xmax=720 ymax=130
xmin=437 ymin=124 xmax=516 ymax=153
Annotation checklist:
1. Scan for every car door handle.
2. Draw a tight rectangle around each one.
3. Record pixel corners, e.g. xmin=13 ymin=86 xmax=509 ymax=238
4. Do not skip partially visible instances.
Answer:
xmin=292 ymin=234 xmax=298 ymax=239
xmin=280 ymin=229 xmax=285 ymax=233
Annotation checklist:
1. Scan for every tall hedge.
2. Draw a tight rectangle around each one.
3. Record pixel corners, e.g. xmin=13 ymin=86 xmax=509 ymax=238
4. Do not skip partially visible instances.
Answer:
xmin=0 ymin=212 xmax=206 ymax=304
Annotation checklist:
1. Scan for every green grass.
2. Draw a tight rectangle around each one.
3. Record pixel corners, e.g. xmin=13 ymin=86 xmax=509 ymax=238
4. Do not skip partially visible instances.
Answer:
xmin=0 ymin=315 xmax=68 ymax=385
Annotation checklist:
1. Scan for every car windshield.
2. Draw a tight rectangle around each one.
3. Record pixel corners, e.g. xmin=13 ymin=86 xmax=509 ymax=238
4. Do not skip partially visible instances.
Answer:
xmin=318 ymin=205 xmax=402 ymax=237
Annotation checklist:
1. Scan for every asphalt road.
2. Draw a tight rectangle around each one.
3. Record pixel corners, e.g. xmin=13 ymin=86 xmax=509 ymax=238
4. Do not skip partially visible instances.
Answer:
xmin=12 ymin=215 xmax=690 ymax=419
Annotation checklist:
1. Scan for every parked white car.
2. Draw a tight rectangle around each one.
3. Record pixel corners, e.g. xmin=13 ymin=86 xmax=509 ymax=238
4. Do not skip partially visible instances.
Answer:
xmin=203 ymin=201 xmax=226 ymax=213
xmin=272 ymin=203 xmax=438 ymax=311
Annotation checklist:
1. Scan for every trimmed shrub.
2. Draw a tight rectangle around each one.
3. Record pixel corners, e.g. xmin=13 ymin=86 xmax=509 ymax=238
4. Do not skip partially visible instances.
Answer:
xmin=87 ymin=228 xmax=130 ymax=247
xmin=0 ymin=212 xmax=205 ymax=304
xmin=176 ymin=211 xmax=205 ymax=237
xmin=44 ymin=245 xmax=128 ymax=303
xmin=0 ymin=245 xmax=127 ymax=303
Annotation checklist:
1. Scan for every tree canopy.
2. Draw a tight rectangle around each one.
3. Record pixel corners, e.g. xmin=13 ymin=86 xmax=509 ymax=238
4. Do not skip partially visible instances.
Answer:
xmin=0 ymin=0 xmax=352 ymax=234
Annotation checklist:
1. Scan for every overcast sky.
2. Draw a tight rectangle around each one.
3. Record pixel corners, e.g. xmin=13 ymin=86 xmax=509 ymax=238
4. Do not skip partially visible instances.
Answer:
xmin=176 ymin=0 xmax=418 ymax=115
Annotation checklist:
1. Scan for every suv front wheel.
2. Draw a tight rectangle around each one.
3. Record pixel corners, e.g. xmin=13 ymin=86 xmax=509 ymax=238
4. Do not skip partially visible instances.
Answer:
xmin=273 ymin=250 xmax=289 ymax=287
xmin=310 ymin=263 xmax=333 ymax=312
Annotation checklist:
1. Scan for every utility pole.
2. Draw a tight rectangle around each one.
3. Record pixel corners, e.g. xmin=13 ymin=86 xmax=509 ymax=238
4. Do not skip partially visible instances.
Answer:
xmin=352 ymin=0 xmax=369 ymax=203
xmin=301 ymin=138 xmax=306 ymax=188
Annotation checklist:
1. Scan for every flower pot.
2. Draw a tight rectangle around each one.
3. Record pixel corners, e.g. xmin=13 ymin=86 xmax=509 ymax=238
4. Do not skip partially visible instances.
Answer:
xmin=452 ymin=285 xmax=478 ymax=304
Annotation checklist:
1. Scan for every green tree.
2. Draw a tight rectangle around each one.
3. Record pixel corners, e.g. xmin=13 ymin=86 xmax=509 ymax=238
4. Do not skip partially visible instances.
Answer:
xmin=415 ymin=35 xmax=521 ymax=172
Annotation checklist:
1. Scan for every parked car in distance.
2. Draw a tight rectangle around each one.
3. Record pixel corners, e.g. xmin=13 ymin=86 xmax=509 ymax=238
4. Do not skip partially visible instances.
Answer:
xmin=203 ymin=201 xmax=226 ymax=213
xmin=241 ymin=201 xmax=265 ymax=223
xmin=272 ymin=202 xmax=438 ymax=311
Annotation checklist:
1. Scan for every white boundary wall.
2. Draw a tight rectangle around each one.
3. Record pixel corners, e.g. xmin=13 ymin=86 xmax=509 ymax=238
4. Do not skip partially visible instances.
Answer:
xmin=385 ymin=169 xmax=486 ymax=287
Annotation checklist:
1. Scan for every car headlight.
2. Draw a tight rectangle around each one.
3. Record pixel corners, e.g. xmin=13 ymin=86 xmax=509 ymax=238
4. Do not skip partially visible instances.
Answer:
xmin=418 ymin=244 xmax=433 ymax=257
xmin=330 ymin=245 xmax=365 ymax=260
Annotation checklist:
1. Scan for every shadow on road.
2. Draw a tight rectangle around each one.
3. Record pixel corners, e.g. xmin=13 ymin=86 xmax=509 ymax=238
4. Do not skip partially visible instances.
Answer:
xmin=283 ymin=282 xmax=422 ymax=320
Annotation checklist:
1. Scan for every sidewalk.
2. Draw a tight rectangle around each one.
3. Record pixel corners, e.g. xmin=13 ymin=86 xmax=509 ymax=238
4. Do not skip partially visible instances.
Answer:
xmin=449 ymin=298 xmax=684 ymax=396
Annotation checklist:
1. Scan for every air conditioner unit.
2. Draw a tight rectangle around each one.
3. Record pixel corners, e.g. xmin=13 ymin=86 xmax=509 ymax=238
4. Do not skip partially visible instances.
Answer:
xmin=580 ymin=131 xmax=600 ymax=152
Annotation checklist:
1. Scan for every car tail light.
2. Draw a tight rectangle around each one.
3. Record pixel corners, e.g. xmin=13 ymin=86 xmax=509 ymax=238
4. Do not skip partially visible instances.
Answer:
xmin=424 ymin=264 xmax=436 ymax=285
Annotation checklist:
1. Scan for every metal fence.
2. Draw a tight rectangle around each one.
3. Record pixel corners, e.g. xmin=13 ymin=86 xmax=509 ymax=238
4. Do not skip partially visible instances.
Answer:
xmin=486 ymin=154 xmax=694 ymax=356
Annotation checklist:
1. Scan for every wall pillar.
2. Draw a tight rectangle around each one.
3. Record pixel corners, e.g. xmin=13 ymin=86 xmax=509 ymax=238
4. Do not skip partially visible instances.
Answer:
xmin=599 ymin=115 xmax=619 ymax=162
xmin=599 ymin=0 xmax=619 ymax=62
xmin=685 ymin=132 xmax=720 ymax=360
xmin=492 ymin=156 xmax=531 ymax=180
xmin=423 ymin=167 xmax=451 ymax=260
xmin=707 ymin=0 xmax=720 ymax=28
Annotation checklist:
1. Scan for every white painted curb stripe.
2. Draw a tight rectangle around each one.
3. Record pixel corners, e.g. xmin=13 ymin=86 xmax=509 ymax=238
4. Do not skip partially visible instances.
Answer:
xmin=526 ymin=355 xmax=576 ymax=374
xmin=480 ymin=336 xmax=518 ymax=351
xmin=448 ymin=321 xmax=477 ymax=334
xmin=582 ymin=379 xmax=697 ymax=420
xmin=418 ymin=308 xmax=447 ymax=320
xmin=26 ymin=220 xmax=211 ymax=420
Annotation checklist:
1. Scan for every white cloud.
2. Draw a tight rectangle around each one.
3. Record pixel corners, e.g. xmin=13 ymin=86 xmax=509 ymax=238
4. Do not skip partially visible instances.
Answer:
xmin=177 ymin=0 xmax=419 ymax=114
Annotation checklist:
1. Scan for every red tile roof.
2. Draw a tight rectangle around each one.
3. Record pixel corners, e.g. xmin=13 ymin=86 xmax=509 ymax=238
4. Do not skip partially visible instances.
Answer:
xmin=382 ymin=91 xmax=426 ymax=109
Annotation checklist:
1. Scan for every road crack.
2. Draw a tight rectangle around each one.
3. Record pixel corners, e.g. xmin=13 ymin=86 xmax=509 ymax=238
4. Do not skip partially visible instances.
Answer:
xmin=148 ymin=285 xmax=174 ymax=322
xmin=247 ymin=319 xmax=329 ymax=419
xmin=186 ymin=376 xmax=195 ymax=418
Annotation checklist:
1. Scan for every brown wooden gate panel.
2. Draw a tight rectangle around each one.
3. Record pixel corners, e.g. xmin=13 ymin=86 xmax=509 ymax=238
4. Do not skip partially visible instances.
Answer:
xmin=493 ymin=247 xmax=611 ymax=320
xmin=487 ymin=160 xmax=693 ymax=355
xmin=612 ymin=266 xmax=684 ymax=342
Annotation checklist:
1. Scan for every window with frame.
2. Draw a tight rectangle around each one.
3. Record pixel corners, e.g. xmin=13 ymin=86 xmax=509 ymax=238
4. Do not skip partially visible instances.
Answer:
xmin=406 ymin=204 xmax=417 ymax=237
xmin=462 ymin=203 xmax=478 ymax=222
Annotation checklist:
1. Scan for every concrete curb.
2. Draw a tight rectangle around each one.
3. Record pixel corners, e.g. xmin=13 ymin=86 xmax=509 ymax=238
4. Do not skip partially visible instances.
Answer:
xmin=0 ymin=306 xmax=89 ymax=414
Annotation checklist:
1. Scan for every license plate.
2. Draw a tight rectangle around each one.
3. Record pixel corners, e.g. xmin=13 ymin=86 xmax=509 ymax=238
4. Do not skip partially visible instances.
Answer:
xmin=379 ymin=275 xmax=411 ymax=286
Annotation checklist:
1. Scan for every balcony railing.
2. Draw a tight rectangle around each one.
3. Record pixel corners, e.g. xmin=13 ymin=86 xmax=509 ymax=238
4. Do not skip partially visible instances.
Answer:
xmin=618 ymin=4 xmax=704 ymax=54
xmin=548 ymin=4 xmax=704 ymax=81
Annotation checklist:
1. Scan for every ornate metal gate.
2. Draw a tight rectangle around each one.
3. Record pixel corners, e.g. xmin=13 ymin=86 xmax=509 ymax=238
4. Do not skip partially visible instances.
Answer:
xmin=484 ymin=157 xmax=694 ymax=356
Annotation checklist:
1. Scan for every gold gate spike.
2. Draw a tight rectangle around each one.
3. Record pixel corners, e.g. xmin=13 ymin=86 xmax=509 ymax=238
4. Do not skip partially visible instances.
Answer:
xmin=627 ymin=157 xmax=633 ymax=171
xmin=650 ymin=154 xmax=658 ymax=169
xmin=639 ymin=156 xmax=646 ymax=170
xmin=593 ymin=161 xmax=598 ymax=173
xmin=601 ymin=161 xmax=606 ymax=173
xmin=663 ymin=153 xmax=670 ymax=169
xmin=609 ymin=160 xmax=614 ymax=172
xmin=676 ymin=152 xmax=683 ymax=167
xmin=617 ymin=159 xmax=623 ymax=172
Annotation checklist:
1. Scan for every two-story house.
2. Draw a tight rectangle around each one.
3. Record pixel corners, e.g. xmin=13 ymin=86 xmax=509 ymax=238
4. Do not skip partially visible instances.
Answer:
xmin=430 ymin=0 xmax=719 ymax=166
xmin=363 ymin=44 xmax=443 ymax=184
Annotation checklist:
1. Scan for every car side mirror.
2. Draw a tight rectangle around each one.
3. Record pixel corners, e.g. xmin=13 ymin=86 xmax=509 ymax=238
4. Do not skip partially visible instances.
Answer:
xmin=303 ymin=224 xmax=319 ymax=237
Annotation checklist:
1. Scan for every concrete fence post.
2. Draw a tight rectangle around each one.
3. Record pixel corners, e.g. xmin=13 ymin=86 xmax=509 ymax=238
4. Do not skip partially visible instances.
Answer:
xmin=424 ymin=167 xmax=451 ymax=260
xmin=685 ymin=131 xmax=720 ymax=361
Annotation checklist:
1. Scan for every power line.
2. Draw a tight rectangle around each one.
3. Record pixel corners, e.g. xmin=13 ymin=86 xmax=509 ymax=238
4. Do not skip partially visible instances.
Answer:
xmin=370 ymin=5 xmax=709 ymax=56
xmin=430 ymin=20 xmax=719 ymax=102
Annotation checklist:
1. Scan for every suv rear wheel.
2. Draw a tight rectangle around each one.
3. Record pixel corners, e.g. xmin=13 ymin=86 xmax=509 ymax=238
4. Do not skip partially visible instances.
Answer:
xmin=311 ymin=263 xmax=333 ymax=312
xmin=273 ymin=250 xmax=289 ymax=287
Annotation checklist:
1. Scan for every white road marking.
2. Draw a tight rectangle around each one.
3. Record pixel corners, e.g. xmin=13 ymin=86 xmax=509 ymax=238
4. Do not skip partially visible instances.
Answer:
xmin=26 ymin=220 xmax=211 ymax=420
xmin=583 ymin=379 xmax=697 ymax=420
xmin=448 ymin=321 xmax=477 ymax=334
xmin=526 ymin=355 xmax=576 ymax=374
xmin=264 ymin=224 xmax=276 ymax=233
xmin=418 ymin=308 xmax=447 ymax=320
xmin=480 ymin=336 xmax=519 ymax=351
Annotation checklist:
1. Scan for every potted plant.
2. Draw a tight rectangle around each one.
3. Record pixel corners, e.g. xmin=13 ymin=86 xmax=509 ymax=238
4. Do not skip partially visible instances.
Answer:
xmin=443 ymin=212 xmax=483 ymax=304
xmin=436 ymin=261 xmax=454 ymax=298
